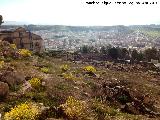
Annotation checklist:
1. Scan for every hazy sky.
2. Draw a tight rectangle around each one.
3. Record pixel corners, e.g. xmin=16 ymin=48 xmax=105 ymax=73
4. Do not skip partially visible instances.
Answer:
xmin=0 ymin=0 xmax=160 ymax=26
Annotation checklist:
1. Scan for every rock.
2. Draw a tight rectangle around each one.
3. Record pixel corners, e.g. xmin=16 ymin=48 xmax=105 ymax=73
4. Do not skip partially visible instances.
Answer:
xmin=121 ymin=102 xmax=141 ymax=114
xmin=74 ymin=86 xmax=79 ymax=90
xmin=19 ymin=81 xmax=32 ymax=94
xmin=143 ymin=94 xmax=154 ymax=107
xmin=0 ymin=71 xmax=25 ymax=87
xmin=0 ymin=81 xmax=9 ymax=100
xmin=42 ymin=81 xmax=46 ymax=86
xmin=39 ymin=106 xmax=65 ymax=120
xmin=96 ymin=80 xmax=158 ymax=116
xmin=38 ymin=103 xmax=50 ymax=111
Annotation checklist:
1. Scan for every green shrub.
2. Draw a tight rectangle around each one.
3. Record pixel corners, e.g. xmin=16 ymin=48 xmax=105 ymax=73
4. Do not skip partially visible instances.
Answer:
xmin=92 ymin=100 xmax=119 ymax=119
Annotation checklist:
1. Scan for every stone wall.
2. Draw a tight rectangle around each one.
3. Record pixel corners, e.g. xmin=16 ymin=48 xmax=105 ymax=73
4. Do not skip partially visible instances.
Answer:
xmin=0 ymin=27 xmax=44 ymax=52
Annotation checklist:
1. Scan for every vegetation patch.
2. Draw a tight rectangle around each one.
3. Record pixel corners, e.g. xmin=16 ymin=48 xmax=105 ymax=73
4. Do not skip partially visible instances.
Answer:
xmin=4 ymin=102 xmax=40 ymax=120
xmin=60 ymin=96 xmax=86 ymax=119
xmin=29 ymin=77 xmax=43 ymax=91
xmin=18 ymin=49 xmax=32 ymax=57
xmin=40 ymin=67 xmax=49 ymax=73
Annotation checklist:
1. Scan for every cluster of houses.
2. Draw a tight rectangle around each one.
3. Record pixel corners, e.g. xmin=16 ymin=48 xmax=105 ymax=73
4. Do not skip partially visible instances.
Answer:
xmin=0 ymin=26 xmax=159 ymax=70
xmin=0 ymin=27 xmax=44 ymax=52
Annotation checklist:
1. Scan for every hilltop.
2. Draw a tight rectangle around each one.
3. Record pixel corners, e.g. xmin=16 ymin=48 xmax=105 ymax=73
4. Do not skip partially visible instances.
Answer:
xmin=1 ymin=40 xmax=160 ymax=120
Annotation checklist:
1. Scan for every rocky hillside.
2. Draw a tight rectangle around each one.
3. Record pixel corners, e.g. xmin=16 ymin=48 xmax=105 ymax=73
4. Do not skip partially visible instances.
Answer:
xmin=0 ymin=40 xmax=160 ymax=120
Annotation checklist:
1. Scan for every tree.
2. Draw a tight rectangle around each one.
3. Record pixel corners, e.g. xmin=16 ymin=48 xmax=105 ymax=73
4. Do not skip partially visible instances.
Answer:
xmin=144 ymin=47 xmax=158 ymax=62
xmin=131 ymin=49 xmax=144 ymax=61
xmin=80 ymin=45 xmax=89 ymax=53
xmin=131 ymin=49 xmax=139 ymax=61
xmin=100 ymin=46 xmax=107 ymax=54
xmin=108 ymin=47 xmax=119 ymax=60
xmin=138 ymin=52 xmax=144 ymax=61
xmin=0 ymin=15 xmax=4 ymax=26
xmin=118 ymin=48 xmax=129 ymax=59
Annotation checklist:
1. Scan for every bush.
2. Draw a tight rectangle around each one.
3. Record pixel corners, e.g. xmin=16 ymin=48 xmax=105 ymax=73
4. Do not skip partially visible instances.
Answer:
xmin=62 ymin=73 xmax=75 ymax=81
xmin=83 ymin=66 xmax=96 ymax=74
xmin=60 ymin=64 xmax=69 ymax=72
xmin=4 ymin=102 xmax=40 ymax=120
xmin=60 ymin=96 xmax=86 ymax=119
xmin=92 ymin=100 xmax=119 ymax=119
xmin=0 ymin=60 xmax=4 ymax=69
xmin=18 ymin=49 xmax=32 ymax=57
xmin=10 ymin=44 xmax=16 ymax=49
xmin=40 ymin=67 xmax=49 ymax=73
xmin=29 ymin=78 xmax=42 ymax=90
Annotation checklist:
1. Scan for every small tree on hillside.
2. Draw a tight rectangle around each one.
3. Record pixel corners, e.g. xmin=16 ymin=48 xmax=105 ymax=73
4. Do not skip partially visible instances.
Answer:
xmin=80 ymin=45 xmax=89 ymax=54
xmin=0 ymin=15 xmax=4 ymax=26
xmin=100 ymin=46 xmax=107 ymax=54
xmin=144 ymin=47 xmax=158 ymax=62
xmin=131 ymin=49 xmax=139 ymax=61
xmin=117 ymin=48 xmax=129 ymax=60
xmin=131 ymin=49 xmax=144 ymax=62
xmin=108 ymin=47 xmax=119 ymax=60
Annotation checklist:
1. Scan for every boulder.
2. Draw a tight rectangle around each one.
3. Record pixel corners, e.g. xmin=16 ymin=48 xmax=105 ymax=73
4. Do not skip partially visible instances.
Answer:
xmin=0 ymin=81 xmax=9 ymax=100
xmin=19 ymin=81 xmax=32 ymax=94
xmin=0 ymin=71 xmax=25 ymax=87
xmin=39 ymin=106 xmax=65 ymax=120
xmin=94 ymin=80 xmax=159 ymax=116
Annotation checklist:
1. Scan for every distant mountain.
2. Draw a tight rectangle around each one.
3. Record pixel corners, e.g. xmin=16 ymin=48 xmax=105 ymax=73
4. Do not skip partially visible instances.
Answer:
xmin=3 ymin=21 xmax=29 ymax=25
xmin=2 ymin=24 xmax=160 ymax=38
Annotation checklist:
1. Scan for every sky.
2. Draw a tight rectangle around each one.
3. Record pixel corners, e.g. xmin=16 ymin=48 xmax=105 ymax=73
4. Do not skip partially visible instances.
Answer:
xmin=0 ymin=0 xmax=160 ymax=26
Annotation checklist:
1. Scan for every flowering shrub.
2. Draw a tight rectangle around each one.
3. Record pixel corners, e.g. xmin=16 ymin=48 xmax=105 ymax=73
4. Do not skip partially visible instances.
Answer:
xmin=4 ymin=102 xmax=40 ymax=120
xmin=40 ymin=67 xmax=49 ymax=73
xmin=62 ymin=73 xmax=75 ymax=81
xmin=0 ymin=60 xmax=4 ymax=68
xmin=18 ymin=49 xmax=32 ymax=57
xmin=60 ymin=96 xmax=86 ymax=119
xmin=60 ymin=64 xmax=69 ymax=72
xmin=0 ymin=41 xmax=22 ymax=60
xmin=10 ymin=44 xmax=16 ymax=49
xmin=29 ymin=78 xmax=41 ymax=89
xmin=83 ymin=66 xmax=96 ymax=73
xmin=0 ymin=41 xmax=25 ymax=59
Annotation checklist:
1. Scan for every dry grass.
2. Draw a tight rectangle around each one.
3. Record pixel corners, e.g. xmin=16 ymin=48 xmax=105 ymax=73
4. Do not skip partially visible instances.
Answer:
xmin=1 ymin=56 xmax=160 ymax=120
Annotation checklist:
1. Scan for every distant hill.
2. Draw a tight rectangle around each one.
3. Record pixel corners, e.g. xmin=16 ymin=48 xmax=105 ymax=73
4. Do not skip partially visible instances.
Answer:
xmin=1 ymin=24 xmax=160 ymax=38
xmin=3 ymin=21 xmax=29 ymax=25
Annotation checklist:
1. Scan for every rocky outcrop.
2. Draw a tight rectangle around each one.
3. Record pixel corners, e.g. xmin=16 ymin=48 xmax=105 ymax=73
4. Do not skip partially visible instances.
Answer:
xmin=93 ymin=79 xmax=160 ymax=117
xmin=0 ymin=70 xmax=25 ymax=87
xmin=0 ymin=81 xmax=9 ymax=100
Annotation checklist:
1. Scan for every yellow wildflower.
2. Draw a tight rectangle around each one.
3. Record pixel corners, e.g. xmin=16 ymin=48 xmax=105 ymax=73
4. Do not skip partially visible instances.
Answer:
xmin=29 ymin=78 xmax=41 ymax=89
xmin=4 ymin=102 xmax=40 ymax=120
xmin=0 ymin=60 xmax=4 ymax=68
xmin=18 ymin=49 xmax=32 ymax=57
xmin=10 ymin=44 xmax=17 ymax=49
xmin=83 ymin=66 xmax=96 ymax=73
xmin=60 ymin=96 xmax=86 ymax=119
xmin=40 ymin=67 xmax=49 ymax=73
xmin=62 ymin=73 xmax=75 ymax=81
xmin=60 ymin=64 xmax=69 ymax=72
